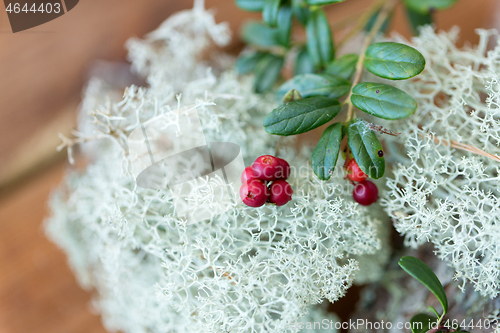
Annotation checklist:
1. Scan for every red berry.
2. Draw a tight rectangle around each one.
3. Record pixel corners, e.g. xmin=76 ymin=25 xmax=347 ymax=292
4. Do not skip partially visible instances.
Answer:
xmin=346 ymin=159 xmax=368 ymax=182
xmin=240 ymin=179 xmax=270 ymax=207
xmin=276 ymin=158 xmax=291 ymax=180
xmin=352 ymin=180 xmax=378 ymax=206
xmin=252 ymin=155 xmax=282 ymax=181
xmin=269 ymin=180 xmax=293 ymax=206
xmin=241 ymin=166 xmax=257 ymax=183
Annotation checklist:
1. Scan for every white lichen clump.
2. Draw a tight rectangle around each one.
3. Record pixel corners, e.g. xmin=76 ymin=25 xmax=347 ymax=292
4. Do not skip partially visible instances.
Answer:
xmin=383 ymin=27 xmax=500 ymax=299
xmin=45 ymin=2 xmax=387 ymax=332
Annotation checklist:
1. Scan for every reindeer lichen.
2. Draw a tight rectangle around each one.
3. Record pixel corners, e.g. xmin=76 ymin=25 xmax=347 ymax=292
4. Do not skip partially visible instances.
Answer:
xmin=46 ymin=2 xmax=388 ymax=332
xmin=383 ymin=27 xmax=500 ymax=299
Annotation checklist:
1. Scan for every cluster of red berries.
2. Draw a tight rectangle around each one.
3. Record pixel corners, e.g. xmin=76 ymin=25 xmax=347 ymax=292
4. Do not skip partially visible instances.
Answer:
xmin=346 ymin=158 xmax=378 ymax=206
xmin=240 ymin=155 xmax=293 ymax=207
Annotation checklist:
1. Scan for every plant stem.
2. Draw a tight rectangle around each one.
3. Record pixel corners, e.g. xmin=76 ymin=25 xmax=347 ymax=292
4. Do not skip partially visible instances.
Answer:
xmin=344 ymin=0 xmax=398 ymax=123
xmin=275 ymin=137 xmax=283 ymax=156
xmin=336 ymin=0 xmax=387 ymax=49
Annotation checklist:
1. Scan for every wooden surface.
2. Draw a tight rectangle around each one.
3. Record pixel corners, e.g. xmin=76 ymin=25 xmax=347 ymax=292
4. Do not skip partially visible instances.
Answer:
xmin=0 ymin=161 xmax=108 ymax=333
xmin=0 ymin=1 xmax=499 ymax=333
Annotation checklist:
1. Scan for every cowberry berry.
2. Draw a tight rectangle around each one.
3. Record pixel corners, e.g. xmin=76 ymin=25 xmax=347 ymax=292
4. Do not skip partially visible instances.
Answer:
xmin=346 ymin=159 xmax=368 ymax=182
xmin=269 ymin=180 xmax=293 ymax=206
xmin=240 ymin=179 xmax=270 ymax=207
xmin=276 ymin=157 xmax=291 ymax=180
xmin=241 ymin=166 xmax=257 ymax=183
xmin=252 ymin=155 xmax=281 ymax=181
xmin=352 ymin=180 xmax=378 ymax=206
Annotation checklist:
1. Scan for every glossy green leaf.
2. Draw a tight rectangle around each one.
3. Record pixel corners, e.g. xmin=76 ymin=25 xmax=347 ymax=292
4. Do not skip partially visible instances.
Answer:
xmin=399 ymin=256 xmax=448 ymax=315
xmin=325 ymin=54 xmax=358 ymax=80
xmin=410 ymin=313 xmax=438 ymax=333
xmin=404 ymin=0 xmax=458 ymax=14
xmin=312 ymin=122 xmax=344 ymax=180
xmin=264 ymin=96 xmax=341 ymax=136
xmin=263 ymin=0 xmax=281 ymax=27
xmin=236 ymin=51 xmax=267 ymax=74
xmin=295 ymin=47 xmax=315 ymax=75
xmin=427 ymin=306 xmax=440 ymax=319
xmin=292 ymin=0 xmax=310 ymax=25
xmin=235 ymin=0 xmax=265 ymax=11
xmin=347 ymin=119 xmax=385 ymax=179
xmin=306 ymin=9 xmax=334 ymax=70
xmin=254 ymin=54 xmax=284 ymax=93
xmin=364 ymin=42 xmax=425 ymax=80
xmin=241 ymin=22 xmax=278 ymax=46
xmin=275 ymin=6 xmax=293 ymax=47
xmin=364 ymin=9 xmax=392 ymax=33
xmin=406 ymin=6 xmax=433 ymax=35
xmin=351 ymin=82 xmax=417 ymax=120
xmin=276 ymin=73 xmax=350 ymax=101
xmin=306 ymin=0 xmax=344 ymax=5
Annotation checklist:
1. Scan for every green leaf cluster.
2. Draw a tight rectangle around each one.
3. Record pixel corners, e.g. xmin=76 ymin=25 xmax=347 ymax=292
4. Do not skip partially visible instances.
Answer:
xmin=261 ymin=40 xmax=425 ymax=181
xmin=235 ymin=0 xmax=457 ymax=182
xmin=235 ymin=0 xmax=340 ymax=92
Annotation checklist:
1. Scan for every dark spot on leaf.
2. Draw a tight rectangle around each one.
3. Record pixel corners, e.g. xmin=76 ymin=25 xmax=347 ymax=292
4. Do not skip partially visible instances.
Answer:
xmin=378 ymin=150 xmax=384 ymax=157
xmin=375 ymin=90 xmax=380 ymax=94
xmin=327 ymin=149 xmax=331 ymax=153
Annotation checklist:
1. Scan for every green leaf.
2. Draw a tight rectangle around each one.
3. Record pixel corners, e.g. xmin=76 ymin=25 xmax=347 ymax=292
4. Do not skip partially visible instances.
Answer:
xmin=347 ymin=119 xmax=385 ymax=179
xmin=254 ymin=54 xmax=284 ymax=93
xmin=292 ymin=0 xmax=310 ymax=25
xmin=427 ymin=306 xmax=440 ymax=319
xmin=351 ymin=82 xmax=417 ymax=120
xmin=364 ymin=42 xmax=425 ymax=80
xmin=406 ymin=6 xmax=433 ymax=35
xmin=263 ymin=0 xmax=281 ymax=27
xmin=275 ymin=5 xmax=293 ymax=47
xmin=311 ymin=122 xmax=344 ymax=180
xmin=241 ymin=22 xmax=278 ymax=46
xmin=276 ymin=73 xmax=350 ymax=101
xmin=306 ymin=0 xmax=344 ymax=5
xmin=236 ymin=0 xmax=265 ymax=11
xmin=236 ymin=51 xmax=267 ymax=74
xmin=306 ymin=9 xmax=334 ymax=70
xmin=241 ymin=8 xmax=291 ymax=47
xmin=325 ymin=54 xmax=358 ymax=80
xmin=399 ymin=256 xmax=448 ymax=315
xmin=403 ymin=0 xmax=458 ymax=14
xmin=364 ymin=8 xmax=392 ymax=33
xmin=264 ymin=96 xmax=341 ymax=135
xmin=295 ymin=47 xmax=315 ymax=75
xmin=410 ymin=313 xmax=438 ymax=333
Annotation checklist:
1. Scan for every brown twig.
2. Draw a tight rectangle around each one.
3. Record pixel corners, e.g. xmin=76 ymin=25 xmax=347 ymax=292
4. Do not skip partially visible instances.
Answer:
xmin=366 ymin=122 xmax=401 ymax=136
xmin=425 ymin=134 xmax=500 ymax=163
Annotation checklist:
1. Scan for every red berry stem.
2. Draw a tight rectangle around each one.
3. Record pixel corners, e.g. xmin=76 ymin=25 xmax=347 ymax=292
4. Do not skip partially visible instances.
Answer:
xmin=274 ymin=136 xmax=283 ymax=157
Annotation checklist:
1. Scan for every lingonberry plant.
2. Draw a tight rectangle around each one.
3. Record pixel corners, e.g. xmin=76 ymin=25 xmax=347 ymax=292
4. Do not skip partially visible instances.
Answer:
xmin=235 ymin=0 xmax=458 ymax=192
xmin=399 ymin=256 xmax=470 ymax=333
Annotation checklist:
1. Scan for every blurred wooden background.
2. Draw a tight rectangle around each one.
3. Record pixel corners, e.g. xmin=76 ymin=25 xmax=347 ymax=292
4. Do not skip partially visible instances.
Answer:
xmin=0 ymin=0 xmax=498 ymax=332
